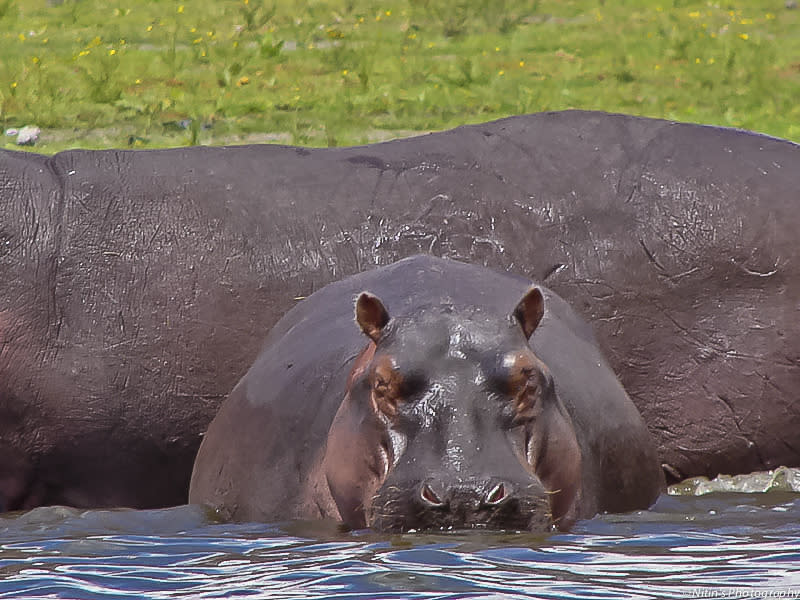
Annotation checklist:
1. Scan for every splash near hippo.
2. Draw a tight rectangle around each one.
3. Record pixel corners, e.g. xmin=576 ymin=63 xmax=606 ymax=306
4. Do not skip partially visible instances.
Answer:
xmin=189 ymin=256 xmax=664 ymax=531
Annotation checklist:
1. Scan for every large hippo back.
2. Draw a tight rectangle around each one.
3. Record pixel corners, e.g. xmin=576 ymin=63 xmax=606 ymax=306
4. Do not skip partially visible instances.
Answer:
xmin=0 ymin=110 xmax=797 ymax=510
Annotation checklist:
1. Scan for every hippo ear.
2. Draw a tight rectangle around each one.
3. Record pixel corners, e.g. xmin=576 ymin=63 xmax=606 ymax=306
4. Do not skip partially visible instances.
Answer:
xmin=513 ymin=287 xmax=545 ymax=340
xmin=355 ymin=292 xmax=390 ymax=343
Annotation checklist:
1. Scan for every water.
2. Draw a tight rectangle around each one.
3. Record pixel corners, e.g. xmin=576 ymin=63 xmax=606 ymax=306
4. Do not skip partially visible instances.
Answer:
xmin=1 ymin=490 xmax=798 ymax=599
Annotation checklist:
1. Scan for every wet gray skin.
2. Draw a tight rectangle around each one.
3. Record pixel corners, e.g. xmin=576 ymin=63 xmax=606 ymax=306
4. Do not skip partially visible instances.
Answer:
xmin=355 ymin=307 xmax=556 ymax=532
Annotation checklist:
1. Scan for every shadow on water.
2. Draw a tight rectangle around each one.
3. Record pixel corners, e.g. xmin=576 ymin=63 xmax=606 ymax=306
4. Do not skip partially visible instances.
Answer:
xmin=0 ymin=490 xmax=798 ymax=599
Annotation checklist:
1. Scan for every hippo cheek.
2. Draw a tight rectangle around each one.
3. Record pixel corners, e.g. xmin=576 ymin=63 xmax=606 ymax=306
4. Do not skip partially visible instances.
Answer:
xmin=322 ymin=397 xmax=393 ymax=530
xmin=526 ymin=404 xmax=583 ymax=531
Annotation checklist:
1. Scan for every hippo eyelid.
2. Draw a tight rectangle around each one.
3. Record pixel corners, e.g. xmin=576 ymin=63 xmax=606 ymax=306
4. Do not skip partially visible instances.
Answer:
xmin=499 ymin=352 xmax=537 ymax=379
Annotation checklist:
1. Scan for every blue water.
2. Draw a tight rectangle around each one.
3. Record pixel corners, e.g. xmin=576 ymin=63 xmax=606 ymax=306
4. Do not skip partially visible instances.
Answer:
xmin=1 ymin=492 xmax=798 ymax=599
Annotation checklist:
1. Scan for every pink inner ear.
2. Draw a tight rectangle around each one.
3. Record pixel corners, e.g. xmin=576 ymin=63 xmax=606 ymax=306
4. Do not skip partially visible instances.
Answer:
xmin=355 ymin=292 xmax=390 ymax=342
xmin=514 ymin=287 xmax=545 ymax=339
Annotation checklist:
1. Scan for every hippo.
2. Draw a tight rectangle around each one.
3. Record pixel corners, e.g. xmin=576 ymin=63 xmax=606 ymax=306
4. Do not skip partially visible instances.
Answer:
xmin=0 ymin=110 xmax=797 ymax=512
xmin=189 ymin=256 xmax=664 ymax=531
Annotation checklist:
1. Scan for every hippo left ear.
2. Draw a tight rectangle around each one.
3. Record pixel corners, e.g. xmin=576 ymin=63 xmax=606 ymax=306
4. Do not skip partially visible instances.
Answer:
xmin=513 ymin=287 xmax=545 ymax=340
xmin=355 ymin=292 xmax=390 ymax=343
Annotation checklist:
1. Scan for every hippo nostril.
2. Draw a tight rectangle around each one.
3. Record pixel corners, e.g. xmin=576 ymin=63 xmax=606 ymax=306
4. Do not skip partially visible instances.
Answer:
xmin=484 ymin=482 xmax=508 ymax=506
xmin=420 ymin=483 xmax=446 ymax=507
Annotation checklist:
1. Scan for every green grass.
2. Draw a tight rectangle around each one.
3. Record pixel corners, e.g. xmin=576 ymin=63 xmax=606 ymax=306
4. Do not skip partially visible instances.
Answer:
xmin=0 ymin=0 xmax=798 ymax=152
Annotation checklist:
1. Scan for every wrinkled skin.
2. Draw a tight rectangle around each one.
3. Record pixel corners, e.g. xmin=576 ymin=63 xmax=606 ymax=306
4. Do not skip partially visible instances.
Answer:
xmin=189 ymin=256 xmax=664 ymax=531
xmin=0 ymin=110 xmax=798 ymax=511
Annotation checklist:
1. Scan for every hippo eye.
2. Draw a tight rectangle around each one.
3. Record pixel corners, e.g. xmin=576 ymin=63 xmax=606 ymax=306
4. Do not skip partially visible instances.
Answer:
xmin=400 ymin=371 xmax=427 ymax=398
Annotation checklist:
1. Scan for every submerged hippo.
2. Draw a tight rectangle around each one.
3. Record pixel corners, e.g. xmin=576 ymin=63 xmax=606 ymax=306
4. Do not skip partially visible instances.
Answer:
xmin=189 ymin=256 xmax=664 ymax=531
xmin=1 ymin=110 xmax=797 ymax=512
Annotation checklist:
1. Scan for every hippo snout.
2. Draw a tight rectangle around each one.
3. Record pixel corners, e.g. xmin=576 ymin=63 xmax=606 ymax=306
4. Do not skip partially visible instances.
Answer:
xmin=369 ymin=476 xmax=553 ymax=533
xmin=418 ymin=478 xmax=512 ymax=510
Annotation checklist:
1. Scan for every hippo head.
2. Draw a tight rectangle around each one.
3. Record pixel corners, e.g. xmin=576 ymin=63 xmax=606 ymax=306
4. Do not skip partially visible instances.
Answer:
xmin=321 ymin=288 xmax=583 ymax=533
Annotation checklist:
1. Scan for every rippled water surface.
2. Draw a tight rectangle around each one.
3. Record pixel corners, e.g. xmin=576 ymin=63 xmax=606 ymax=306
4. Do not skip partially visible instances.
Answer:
xmin=1 ymin=491 xmax=798 ymax=599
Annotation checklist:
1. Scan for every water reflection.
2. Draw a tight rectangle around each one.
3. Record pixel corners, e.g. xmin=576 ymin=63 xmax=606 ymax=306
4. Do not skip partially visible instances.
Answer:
xmin=0 ymin=491 xmax=798 ymax=599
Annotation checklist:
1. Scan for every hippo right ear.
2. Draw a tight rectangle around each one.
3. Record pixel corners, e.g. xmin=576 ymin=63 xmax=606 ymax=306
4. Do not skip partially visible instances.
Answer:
xmin=355 ymin=292 xmax=390 ymax=343
xmin=513 ymin=287 xmax=545 ymax=340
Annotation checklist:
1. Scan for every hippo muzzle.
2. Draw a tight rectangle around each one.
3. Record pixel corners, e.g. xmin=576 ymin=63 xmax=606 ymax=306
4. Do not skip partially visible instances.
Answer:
xmin=368 ymin=465 xmax=554 ymax=533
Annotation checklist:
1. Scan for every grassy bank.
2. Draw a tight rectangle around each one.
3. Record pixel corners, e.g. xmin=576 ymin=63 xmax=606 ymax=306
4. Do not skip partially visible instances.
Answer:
xmin=1 ymin=0 xmax=798 ymax=152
